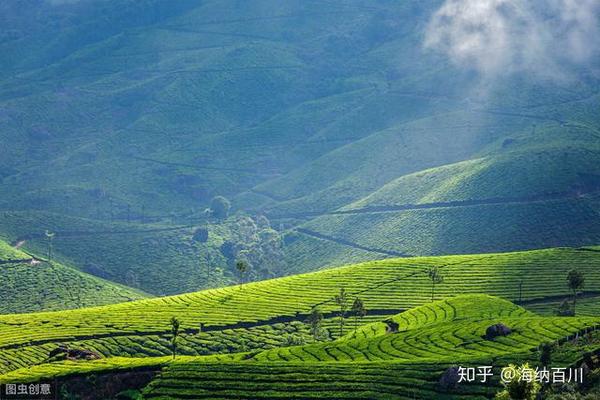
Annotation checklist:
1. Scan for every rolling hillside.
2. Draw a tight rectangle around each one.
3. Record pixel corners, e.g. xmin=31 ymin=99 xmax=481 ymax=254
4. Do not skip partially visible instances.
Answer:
xmin=0 ymin=246 xmax=598 ymax=379
xmin=141 ymin=296 xmax=599 ymax=399
xmin=280 ymin=129 xmax=600 ymax=270
xmin=3 ymin=294 xmax=600 ymax=399
xmin=0 ymin=0 xmax=599 ymax=294
xmin=0 ymin=239 xmax=146 ymax=314
xmin=2 ymin=2 xmax=600 ymax=398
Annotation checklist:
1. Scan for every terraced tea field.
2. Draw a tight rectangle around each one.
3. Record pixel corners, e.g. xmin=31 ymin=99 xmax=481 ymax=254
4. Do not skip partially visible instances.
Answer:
xmin=143 ymin=361 xmax=488 ymax=400
xmin=3 ymin=295 xmax=599 ymax=399
xmin=0 ymin=246 xmax=598 ymax=382
xmin=138 ymin=297 xmax=600 ymax=399
xmin=299 ymin=195 xmax=600 ymax=258
xmin=0 ymin=211 xmax=224 ymax=295
xmin=249 ymin=296 xmax=599 ymax=363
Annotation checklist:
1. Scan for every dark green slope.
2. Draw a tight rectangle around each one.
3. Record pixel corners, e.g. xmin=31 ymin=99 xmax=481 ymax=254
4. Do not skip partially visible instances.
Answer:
xmin=0 ymin=0 xmax=599 ymax=293
xmin=0 ymin=0 xmax=444 ymax=219
xmin=0 ymin=211 xmax=234 ymax=296
xmin=0 ymin=239 xmax=146 ymax=314
xmin=284 ymin=131 xmax=600 ymax=270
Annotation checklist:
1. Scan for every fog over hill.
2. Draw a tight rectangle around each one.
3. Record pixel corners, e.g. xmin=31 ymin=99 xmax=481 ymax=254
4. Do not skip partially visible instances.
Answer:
xmin=0 ymin=0 xmax=599 ymax=294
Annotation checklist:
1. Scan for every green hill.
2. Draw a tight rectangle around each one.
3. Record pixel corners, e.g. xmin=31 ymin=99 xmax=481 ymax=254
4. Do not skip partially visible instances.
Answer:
xmin=278 ymin=131 xmax=600 ymax=270
xmin=0 ymin=239 xmax=146 ymax=314
xmin=0 ymin=210 xmax=291 ymax=295
xmin=141 ymin=297 xmax=599 ymax=400
xmin=0 ymin=0 xmax=599 ymax=294
xmin=0 ymin=246 xmax=598 ymax=378
xmin=3 ymin=295 xmax=600 ymax=399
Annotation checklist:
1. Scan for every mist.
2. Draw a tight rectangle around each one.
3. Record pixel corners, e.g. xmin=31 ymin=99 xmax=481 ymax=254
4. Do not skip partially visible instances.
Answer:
xmin=424 ymin=0 xmax=600 ymax=81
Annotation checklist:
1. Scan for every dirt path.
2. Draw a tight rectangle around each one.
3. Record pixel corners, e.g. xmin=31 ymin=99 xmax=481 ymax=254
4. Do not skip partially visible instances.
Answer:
xmin=270 ymin=189 xmax=599 ymax=219
xmin=12 ymin=225 xmax=194 ymax=244
xmin=518 ymin=291 xmax=600 ymax=306
xmin=295 ymin=228 xmax=411 ymax=257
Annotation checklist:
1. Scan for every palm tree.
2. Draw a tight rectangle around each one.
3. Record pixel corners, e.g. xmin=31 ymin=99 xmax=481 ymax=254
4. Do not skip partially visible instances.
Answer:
xmin=45 ymin=230 xmax=55 ymax=261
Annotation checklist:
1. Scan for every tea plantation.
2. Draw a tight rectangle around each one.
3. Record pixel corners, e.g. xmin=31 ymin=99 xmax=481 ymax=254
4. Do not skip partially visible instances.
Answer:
xmin=0 ymin=246 xmax=599 ymax=394
xmin=141 ymin=296 xmax=600 ymax=399
xmin=0 ymin=239 xmax=145 ymax=314
xmin=3 ymin=295 xmax=598 ymax=399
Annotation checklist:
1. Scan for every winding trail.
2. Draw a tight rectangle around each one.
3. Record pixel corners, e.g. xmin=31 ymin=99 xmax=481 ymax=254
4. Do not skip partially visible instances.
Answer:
xmin=11 ymin=225 xmax=194 ymax=244
xmin=518 ymin=291 xmax=600 ymax=306
xmin=270 ymin=189 xmax=599 ymax=219
xmin=295 ymin=228 xmax=411 ymax=257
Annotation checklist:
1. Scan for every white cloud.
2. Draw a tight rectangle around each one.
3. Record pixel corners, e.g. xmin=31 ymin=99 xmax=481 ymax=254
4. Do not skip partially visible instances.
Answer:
xmin=424 ymin=0 xmax=600 ymax=80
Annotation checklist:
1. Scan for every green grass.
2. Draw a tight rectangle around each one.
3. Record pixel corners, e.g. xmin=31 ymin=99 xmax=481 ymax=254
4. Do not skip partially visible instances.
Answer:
xmin=280 ymin=130 xmax=600 ymax=270
xmin=344 ymin=144 xmax=600 ymax=210
xmin=0 ymin=238 xmax=146 ymax=314
xmin=143 ymin=361 xmax=491 ymax=400
xmin=524 ymin=296 xmax=600 ymax=317
xmin=0 ymin=240 xmax=28 ymax=260
xmin=298 ymin=195 xmax=600 ymax=259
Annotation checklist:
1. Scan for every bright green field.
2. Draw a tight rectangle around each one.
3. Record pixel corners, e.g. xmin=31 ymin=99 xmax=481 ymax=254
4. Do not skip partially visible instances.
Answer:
xmin=0 ymin=246 xmax=598 ymax=381
xmin=3 ymin=295 xmax=599 ymax=399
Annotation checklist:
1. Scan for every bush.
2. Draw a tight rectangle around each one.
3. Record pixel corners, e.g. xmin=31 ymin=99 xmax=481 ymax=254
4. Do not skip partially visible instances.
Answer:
xmin=192 ymin=227 xmax=209 ymax=243
xmin=210 ymin=196 xmax=231 ymax=219
xmin=438 ymin=366 xmax=460 ymax=391
xmin=485 ymin=324 xmax=512 ymax=340
xmin=557 ymin=299 xmax=575 ymax=316
xmin=495 ymin=364 xmax=541 ymax=400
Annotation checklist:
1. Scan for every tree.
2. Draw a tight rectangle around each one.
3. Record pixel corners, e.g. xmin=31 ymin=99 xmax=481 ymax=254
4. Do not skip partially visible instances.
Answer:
xmin=351 ymin=297 xmax=367 ymax=331
xmin=210 ymin=196 xmax=231 ymax=219
xmin=567 ymin=269 xmax=585 ymax=312
xmin=428 ymin=267 xmax=444 ymax=302
xmin=334 ymin=288 xmax=349 ymax=337
xmin=170 ymin=317 xmax=180 ymax=360
xmin=306 ymin=307 xmax=324 ymax=341
xmin=192 ymin=227 xmax=209 ymax=243
xmin=556 ymin=299 xmax=574 ymax=316
xmin=539 ymin=343 xmax=553 ymax=367
xmin=495 ymin=364 xmax=541 ymax=400
xmin=45 ymin=230 xmax=55 ymax=261
xmin=236 ymin=259 xmax=248 ymax=290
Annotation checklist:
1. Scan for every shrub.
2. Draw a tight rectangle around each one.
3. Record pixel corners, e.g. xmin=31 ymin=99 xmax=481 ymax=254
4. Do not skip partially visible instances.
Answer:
xmin=495 ymin=364 xmax=541 ymax=400
xmin=210 ymin=196 xmax=231 ymax=219
xmin=192 ymin=227 xmax=209 ymax=243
